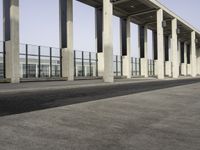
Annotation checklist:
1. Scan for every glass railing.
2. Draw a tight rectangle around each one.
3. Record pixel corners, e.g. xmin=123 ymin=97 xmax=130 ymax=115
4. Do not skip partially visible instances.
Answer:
xmin=131 ymin=57 xmax=141 ymax=76
xmin=20 ymin=44 xmax=61 ymax=78
xmin=0 ymin=41 xmax=5 ymax=79
xmin=113 ymin=55 xmax=123 ymax=77
xmin=148 ymin=59 xmax=155 ymax=76
xmin=74 ymin=50 xmax=98 ymax=77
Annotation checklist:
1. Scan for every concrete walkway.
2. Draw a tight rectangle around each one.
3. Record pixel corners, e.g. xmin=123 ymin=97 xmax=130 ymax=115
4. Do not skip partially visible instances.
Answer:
xmin=0 ymin=77 xmax=198 ymax=93
xmin=0 ymin=80 xmax=200 ymax=150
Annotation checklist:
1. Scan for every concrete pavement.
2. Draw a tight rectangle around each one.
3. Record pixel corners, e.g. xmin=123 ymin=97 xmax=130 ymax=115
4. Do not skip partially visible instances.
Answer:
xmin=0 ymin=78 xmax=200 ymax=149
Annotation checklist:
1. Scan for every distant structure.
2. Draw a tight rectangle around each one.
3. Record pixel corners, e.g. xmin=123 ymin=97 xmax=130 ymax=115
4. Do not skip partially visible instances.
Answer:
xmin=1 ymin=0 xmax=200 ymax=83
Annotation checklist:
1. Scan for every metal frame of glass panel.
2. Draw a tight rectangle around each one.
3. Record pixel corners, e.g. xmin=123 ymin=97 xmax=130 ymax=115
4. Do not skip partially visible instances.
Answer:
xmin=131 ymin=57 xmax=141 ymax=76
xmin=148 ymin=59 xmax=155 ymax=76
xmin=0 ymin=41 xmax=5 ymax=79
xmin=74 ymin=50 xmax=98 ymax=77
xmin=113 ymin=55 xmax=123 ymax=77
xmin=20 ymin=44 xmax=62 ymax=78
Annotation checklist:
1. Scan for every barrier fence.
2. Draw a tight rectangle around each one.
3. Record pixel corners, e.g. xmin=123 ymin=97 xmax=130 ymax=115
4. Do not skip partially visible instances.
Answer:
xmin=148 ymin=59 xmax=155 ymax=76
xmin=19 ymin=44 xmax=62 ymax=78
xmin=113 ymin=55 xmax=123 ymax=77
xmin=74 ymin=50 xmax=98 ymax=77
xmin=0 ymin=41 xmax=5 ymax=79
xmin=131 ymin=57 xmax=141 ymax=76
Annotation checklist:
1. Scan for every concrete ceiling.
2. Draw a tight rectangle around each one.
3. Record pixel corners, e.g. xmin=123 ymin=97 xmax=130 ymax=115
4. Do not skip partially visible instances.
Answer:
xmin=77 ymin=0 xmax=200 ymax=47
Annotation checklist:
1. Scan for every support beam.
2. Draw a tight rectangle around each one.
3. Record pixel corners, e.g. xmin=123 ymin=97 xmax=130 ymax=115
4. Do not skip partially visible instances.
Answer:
xmin=139 ymin=25 xmax=148 ymax=77
xmin=182 ymin=42 xmax=187 ymax=76
xmin=164 ymin=35 xmax=171 ymax=77
xmin=3 ymin=0 xmax=20 ymax=83
xmin=129 ymin=9 xmax=157 ymax=17
xmin=171 ymin=18 xmax=179 ymax=78
xmin=103 ymin=0 xmax=114 ymax=82
xmin=152 ymin=31 xmax=158 ymax=60
xmin=197 ymin=48 xmax=200 ymax=75
xmin=157 ymin=9 xmax=164 ymax=79
xmin=191 ymin=31 xmax=197 ymax=77
xmin=152 ymin=31 xmax=158 ymax=76
xmin=187 ymin=44 xmax=191 ymax=75
xmin=59 ymin=0 xmax=74 ymax=81
xmin=121 ymin=17 xmax=131 ymax=78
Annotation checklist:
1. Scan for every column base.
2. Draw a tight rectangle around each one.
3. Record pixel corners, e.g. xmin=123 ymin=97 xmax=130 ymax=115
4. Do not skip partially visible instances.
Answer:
xmin=140 ymin=58 xmax=148 ymax=78
xmin=122 ymin=56 xmax=131 ymax=79
xmin=165 ymin=61 xmax=172 ymax=77
xmin=187 ymin=64 xmax=191 ymax=76
xmin=181 ymin=63 xmax=187 ymax=76
xmin=97 ymin=52 xmax=104 ymax=77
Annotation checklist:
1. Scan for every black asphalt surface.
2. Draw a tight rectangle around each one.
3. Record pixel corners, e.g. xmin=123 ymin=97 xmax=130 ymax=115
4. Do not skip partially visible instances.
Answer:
xmin=0 ymin=78 xmax=200 ymax=117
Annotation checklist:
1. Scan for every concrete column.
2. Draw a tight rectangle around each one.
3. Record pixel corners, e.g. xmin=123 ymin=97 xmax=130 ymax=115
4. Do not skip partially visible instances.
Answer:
xmin=181 ymin=42 xmax=187 ymax=76
xmin=171 ymin=18 xmax=179 ymax=78
xmin=191 ymin=31 xmax=197 ymax=77
xmin=59 ymin=0 xmax=74 ymax=81
xmin=102 ymin=0 xmax=114 ymax=82
xmin=164 ymin=35 xmax=171 ymax=77
xmin=152 ymin=31 xmax=158 ymax=76
xmin=3 ymin=0 xmax=20 ymax=83
xmin=95 ymin=8 xmax=104 ymax=77
xmin=186 ymin=44 xmax=191 ymax=75
xmin=139 ymin=26 xmax=148 ymax=77
xmin=121 ymin=17 xmax=131 ymax=79
xmin=157 ymin=9 xmax=164 ymax=79
xmin=196 ymin=48 xmax=200 ymax=75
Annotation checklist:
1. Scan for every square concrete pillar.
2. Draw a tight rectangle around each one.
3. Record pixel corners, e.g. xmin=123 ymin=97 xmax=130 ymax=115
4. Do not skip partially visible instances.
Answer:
xmin=164 ymin=36 xmax=172 ymax=77
xmin=197 ymin=48 xmax=200 ymax=75
xmin=121 ymin=17 xmax=131 ymax=79
xmin=3 ymin=0 xmax=20 ymax=83
xmin=187 ymin=64 xmax=191 ymax=75
xmin=165 ymin=61 xmax=172 ymax=77
xmin=182 ymin=42 xmax=188 ymax=76
xmin=95 ymin=8 xmax=104 ymax=77
xmin=171 ymin=19 xmax=179 ymax=78
xmin=102 ymin=0 xmax=114 ymax=82
xmin=152 ymin=31 xmax=158 ymax=77
xmin=139 ymin=26 xmax=148 ymax=78
xmin=191 ymin=31 xmax=197 ymax=77
xmin=59 ymin=0 xmax=74 ymax=81
xmin=138 ymin=26 xmax=148 ymax=77
xmin=157 ymin=9 xmax=165 ymax=79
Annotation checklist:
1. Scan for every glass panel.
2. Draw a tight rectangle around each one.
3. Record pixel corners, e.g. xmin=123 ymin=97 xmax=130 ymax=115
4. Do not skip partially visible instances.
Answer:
xmin=40 ymin=46 xmax=50 ymax=78
xmin=52 ymin=48 xmax=61 ymax=77
xmin=0 ymin=42 xmax=4 ymax=78
xmin=84 ymin=52 xmax=90 ymax=77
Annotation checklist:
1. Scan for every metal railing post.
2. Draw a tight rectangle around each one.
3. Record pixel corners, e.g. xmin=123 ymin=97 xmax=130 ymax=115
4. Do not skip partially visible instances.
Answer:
xmin=60 ymin=48 xmax=62 ymax=77
xmin=3 ymin=41 xmax=6 ymax=78
xmin=82 ymin=51 xmax=84 ymax=77
xmin=25 ymin=44 xmax=28 ymax=78
xmin=116 ymin=56 xmax=118 ymax=77
xmin=96 ymin=53 xmax=98 ymax=77
xmin=74 ymin=51 xmax=76 ymax=77
xmin=121 ymin=56 xmax=123 ymax=76
xmin=89 ymin=52 xmax=92 ymax=76
xmin=50 ymin=47 xmax=52 ymax=78
xmin=38 ymin=46 xmax=41 ymax=78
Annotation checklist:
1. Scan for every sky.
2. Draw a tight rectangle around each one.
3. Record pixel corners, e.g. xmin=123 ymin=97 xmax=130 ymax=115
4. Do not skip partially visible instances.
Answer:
xmin=0 ymin=0 xmax=200 ymax=57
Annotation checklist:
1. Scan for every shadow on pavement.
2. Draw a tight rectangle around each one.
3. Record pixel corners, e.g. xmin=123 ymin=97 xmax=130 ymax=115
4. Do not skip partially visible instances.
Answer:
xmin=0 ymin=78 xmax=200 ymax=117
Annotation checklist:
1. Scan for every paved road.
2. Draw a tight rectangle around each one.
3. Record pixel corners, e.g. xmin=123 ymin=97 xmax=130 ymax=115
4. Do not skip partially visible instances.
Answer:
xmin=0 ymin=78 xmax=200 ymax=150
xmin=0 ymin=78 xmax=200 ymax=116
